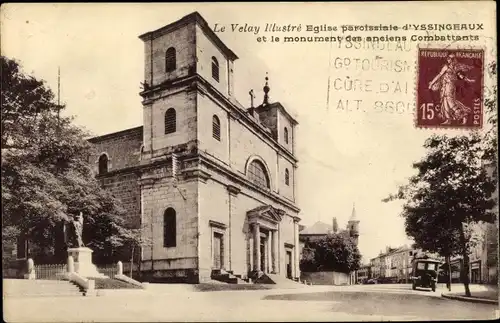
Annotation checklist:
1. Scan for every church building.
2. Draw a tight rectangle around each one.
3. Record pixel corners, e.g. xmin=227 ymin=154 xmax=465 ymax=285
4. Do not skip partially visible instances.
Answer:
xmin=88 ymin=12 xmax=301 ymax=283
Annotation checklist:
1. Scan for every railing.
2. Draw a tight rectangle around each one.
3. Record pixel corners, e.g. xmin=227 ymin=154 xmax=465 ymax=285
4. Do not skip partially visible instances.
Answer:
xmin=29 ymin=260 xmax=128 ymax=281
xmin=96 ymin=264 xmax=117 ymax=279
xmin=34 ymin=264 xmax=67 ymax=280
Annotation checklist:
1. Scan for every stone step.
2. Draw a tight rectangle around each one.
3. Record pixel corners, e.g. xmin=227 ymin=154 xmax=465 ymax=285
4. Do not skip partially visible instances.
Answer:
xmin=3 ymin=279 xmax=84 ymax=297
xmin=7 ymin=287 xmax=79 ymax=292
xmin=12 ymin=279 xmax=68 ymax=283
xmin=4 ymin=291 xmax=83 ymax=296
xmin=5 ymin=282 xmax=77 ymax=290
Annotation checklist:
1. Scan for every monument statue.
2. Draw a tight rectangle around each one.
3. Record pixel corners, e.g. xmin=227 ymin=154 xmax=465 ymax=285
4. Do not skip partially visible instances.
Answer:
xmin=64 ymin=212 xmax=85 ymax=248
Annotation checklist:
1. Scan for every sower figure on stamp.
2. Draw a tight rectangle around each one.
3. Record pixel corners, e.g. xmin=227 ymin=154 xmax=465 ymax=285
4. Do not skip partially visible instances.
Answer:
xmin=428 ymin=53 xmax=476 ymax=125
xmin=64 ymin=212 xmax=85 ymax=248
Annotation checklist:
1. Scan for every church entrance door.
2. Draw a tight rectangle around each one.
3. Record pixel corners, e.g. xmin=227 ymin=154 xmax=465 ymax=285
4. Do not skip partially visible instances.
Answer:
xmin=260 ymin=237 xmax=266 ymax=272
xmin=213 ymin=233 xmax=223 ymax=269
xmin=286 ymin=251 xmax=292 ymax=279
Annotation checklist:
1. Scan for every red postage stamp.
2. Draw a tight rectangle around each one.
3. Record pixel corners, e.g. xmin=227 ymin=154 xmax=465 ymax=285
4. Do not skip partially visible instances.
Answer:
xmin=416 ymin=48 xmax=484 ymax=129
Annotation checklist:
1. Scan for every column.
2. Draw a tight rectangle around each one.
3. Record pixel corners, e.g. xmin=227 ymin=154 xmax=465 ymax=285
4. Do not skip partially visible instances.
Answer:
xmin=294 ymin=220 xmax=300 ymax=279
xmin=272 ymin=230 xmax=279 ymax=273
xmin=253 ymin=223 xmax=260 ymax=271
xmin=267 ymin=233 xmax=272 ymax=272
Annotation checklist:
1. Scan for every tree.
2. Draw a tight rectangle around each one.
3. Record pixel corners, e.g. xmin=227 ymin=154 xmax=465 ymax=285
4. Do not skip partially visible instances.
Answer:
xmin=1 ymin=56 xmax=139 ymax=264
xmin=384 ymin=133 xmax=496 ymax=296
xmin=119 ymin=216 xmax=154 ymax=278
xmin=299 ymin=233 xmax=361 ymax=274
xmin=483 ymin=61 xmax=497 ymax=175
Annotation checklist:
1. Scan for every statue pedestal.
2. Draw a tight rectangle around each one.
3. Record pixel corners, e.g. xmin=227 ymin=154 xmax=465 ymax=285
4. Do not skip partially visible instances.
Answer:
xmin=67 ymin=247 xmax=107 ymax=278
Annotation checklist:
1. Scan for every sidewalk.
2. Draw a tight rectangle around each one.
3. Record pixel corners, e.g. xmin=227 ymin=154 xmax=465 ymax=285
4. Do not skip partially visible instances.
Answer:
xmin=441 ymin=284 xmax=498 ymax=305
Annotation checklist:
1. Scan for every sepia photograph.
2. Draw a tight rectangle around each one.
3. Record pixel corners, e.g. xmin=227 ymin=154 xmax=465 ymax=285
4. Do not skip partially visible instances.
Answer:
xmin=1 ymin=2 xmax=498 ymax=322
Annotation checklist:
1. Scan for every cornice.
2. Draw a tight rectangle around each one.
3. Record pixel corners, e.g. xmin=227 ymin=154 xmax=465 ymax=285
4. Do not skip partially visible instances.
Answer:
xmin=227 ymin=184 xmax=241 ymax=196
xmin=209 ymin=220 xmax=228 ymax=230
xmin=140 ymin=74 xmax=298 ymax=164
xmin=197 ymin=152 xmax=300 ymax=213
xmin=193 ymin=76 xmax=299 ymax=164
xmin=183 ymin=169 xmax=212 ymax=183
xmin=138 ymin=12 xmax=238 ymax=61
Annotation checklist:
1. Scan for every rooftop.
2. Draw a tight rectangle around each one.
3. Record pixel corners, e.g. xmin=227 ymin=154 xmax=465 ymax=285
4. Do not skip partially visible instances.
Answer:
xmin=299 ymin=221 xmax=332 ymax=235
xmin=138 ymin=11 xmax=238 ymax=61
xmin=256 ymin=102 xmax=299 ymax=126
xmin=87 ymin=126 xmax=143 ymax=143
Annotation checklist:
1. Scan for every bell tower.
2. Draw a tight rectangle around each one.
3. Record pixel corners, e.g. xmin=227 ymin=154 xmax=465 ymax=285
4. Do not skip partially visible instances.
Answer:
xmin=138 ymin=12 xmax=238 ymax=159
xmin=348 ymin=203 xmax=360 ymax=245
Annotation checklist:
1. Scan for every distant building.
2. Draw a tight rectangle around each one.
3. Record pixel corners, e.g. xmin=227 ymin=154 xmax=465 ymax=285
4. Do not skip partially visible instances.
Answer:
xmin=299 ymin=204 xmax=360 ymax=284
xmin=299 ymin=204 xmax=360 ymax=253
xmin=357 ymin=264 xmax=371 ymax=283
xmin=370 ymin=245 xmax=427 ymax=283
xmin=370 ymin=256 xmax=382 ymax=279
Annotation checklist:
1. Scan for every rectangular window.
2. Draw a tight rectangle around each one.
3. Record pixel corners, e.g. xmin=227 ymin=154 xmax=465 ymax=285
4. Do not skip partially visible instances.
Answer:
xmin=427 ymin=263 xmax=437 ymax=271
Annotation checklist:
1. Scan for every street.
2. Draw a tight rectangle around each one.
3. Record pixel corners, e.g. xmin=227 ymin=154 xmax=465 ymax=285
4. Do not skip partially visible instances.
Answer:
xmin=3 ymin=284 xmax=498 ymax=322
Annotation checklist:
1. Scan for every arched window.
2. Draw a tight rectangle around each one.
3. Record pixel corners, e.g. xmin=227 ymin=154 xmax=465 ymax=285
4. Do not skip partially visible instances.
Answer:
xmin=165 ymin=47 xmax=176 ymax=72
xmin=98 ymin=154 xmax=108 ymax=174
xmin=285 ymin=168 xmax=290 ymax=186
xmin=211 ymin=57 xmax=219 ymax=82
xmin=164 ymin=108 xmax=176 ymax=134
xmin=248 ymin=159 xmax=270 ymax=189
xmin=284 ymin=127 xmax=289 ymax=144
xmin=163 ymin=207 xmax=176 ymax=248
xmin=212 ymin=115 xmax=221 ymax=141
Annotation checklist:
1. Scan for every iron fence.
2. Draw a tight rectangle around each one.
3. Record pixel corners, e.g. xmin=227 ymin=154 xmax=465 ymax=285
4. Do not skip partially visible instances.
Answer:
xmin=34 ymin=264 xmax=67 ymax=280
xmin=32 ymin=262 xmax=124 ymax=280
xmin=96 ymin=264 xmax=117 ymax=279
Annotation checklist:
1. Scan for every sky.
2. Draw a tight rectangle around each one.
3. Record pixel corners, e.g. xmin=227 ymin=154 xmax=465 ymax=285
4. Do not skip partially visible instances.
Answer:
xmin=1 ymin=2 xmax=496 ymax=261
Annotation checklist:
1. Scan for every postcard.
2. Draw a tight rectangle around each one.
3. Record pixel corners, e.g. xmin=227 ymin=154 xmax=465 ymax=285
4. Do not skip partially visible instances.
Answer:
xmin=1 ymin=2 xmax=498 ymax=322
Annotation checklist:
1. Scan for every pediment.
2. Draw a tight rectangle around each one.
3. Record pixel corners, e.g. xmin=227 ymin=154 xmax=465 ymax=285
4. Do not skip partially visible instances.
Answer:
xmin=247 ymin=205 xmax=284 ymax=224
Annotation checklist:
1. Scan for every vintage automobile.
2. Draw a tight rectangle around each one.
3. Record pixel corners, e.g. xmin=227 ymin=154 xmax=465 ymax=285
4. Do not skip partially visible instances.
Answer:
xmin=411 ymin=258 xmax=441 ymax=292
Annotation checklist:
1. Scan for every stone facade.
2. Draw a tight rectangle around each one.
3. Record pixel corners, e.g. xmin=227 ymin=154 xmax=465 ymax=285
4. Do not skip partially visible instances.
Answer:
xmin=356 ymin=264 xmax=371 ymax=283
xmin=449 ymin=220 xmax=498 ymax=284
xmin=88 ymin=12 xmax=301 ymax=283
xmin=370 ymin=245 xmax=417 ymax=283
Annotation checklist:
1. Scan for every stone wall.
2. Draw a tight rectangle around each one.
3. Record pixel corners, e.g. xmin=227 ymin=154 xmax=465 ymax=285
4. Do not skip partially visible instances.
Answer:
xmin=140 ymin=163 xmax=200 ymax=282
xmin=143 ymin=23 xmax=196 ymax=88
xmin=300 ymin=271 xmax=351 ymax=285
xmin=89 ymin=127 xmax=143 ymax=263
xmin=89 ymin=126 xmax=143 ymax=172
xmin=195 ymin=24 xmax=232 ymax=97
xmin=198 ymin=160 xmax=300 ymax=281
xmin=143 ymin=89 xmax=198 ymax=156
xmin=99 ymin=173 xmax=142 ymax=229
xmin=197 ymin=92 xmax=230 ymax=164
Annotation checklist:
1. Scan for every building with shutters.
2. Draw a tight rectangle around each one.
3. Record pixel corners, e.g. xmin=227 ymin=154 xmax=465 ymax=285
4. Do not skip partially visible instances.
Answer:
xmin=87 ymin=12 xmax=301 ymax=283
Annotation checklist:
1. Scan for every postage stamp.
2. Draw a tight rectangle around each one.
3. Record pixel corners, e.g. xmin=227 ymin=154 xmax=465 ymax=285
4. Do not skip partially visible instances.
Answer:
xmin=416 ymin=48 xmax=484 ymax=129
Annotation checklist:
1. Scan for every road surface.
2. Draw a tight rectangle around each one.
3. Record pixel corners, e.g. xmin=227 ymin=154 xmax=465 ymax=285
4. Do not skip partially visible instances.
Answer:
xmin=3 ymin=283 xmax=498 ymax=322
